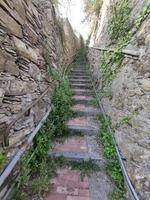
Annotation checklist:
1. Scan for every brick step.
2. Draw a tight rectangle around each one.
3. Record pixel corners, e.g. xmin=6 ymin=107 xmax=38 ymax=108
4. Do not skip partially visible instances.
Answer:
xmin=66 ymin=117 xmax=99 ymax=134
xmin=45 ymin=168 xmax=90 ymax=200
xmin=48 ymin=136 xmax=101 ymax=161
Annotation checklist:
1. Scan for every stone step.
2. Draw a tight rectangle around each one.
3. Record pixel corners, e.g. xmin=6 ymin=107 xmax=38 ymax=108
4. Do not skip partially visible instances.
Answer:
xmin=48 ymin=151 xmax=101 ymax=161
xmin=72 ymin=95 xmax=94 ymax=105
xmin=71 ymin=70 xmax=87 ymax=73
xmin=67 ymin=125 xmax=99 ymax=136
xmin=71 ymin=72 xmax=89 ymax=76
xmin=66 ymin=117 xmax=99 ymax=135
xmin=71 ymin=83 xmax=92 ymax=89
xmin=69 ymin=75 xmax=90 ymax=80
xmin=72 ymin=104 xmax=100 ymax=117
xmin=72 ymin=88 xmax=93 ymax=96
xmin=69 ymin=79 xmax=91 ymax=84
xmin=70 ymin=74 xmax=89 ymax=77
xmin=48 ymin=136 xmax=101 ymax=161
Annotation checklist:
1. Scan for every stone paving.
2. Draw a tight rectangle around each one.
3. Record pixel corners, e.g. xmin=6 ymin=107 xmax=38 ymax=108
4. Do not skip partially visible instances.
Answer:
xmin=46 ymin=64 xmax=113 ymax=200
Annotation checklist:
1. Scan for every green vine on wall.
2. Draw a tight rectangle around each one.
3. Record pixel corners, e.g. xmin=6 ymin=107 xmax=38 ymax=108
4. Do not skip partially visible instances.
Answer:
xmin=100 ymin=1 xmax=150 ymax=98
xmin=108 ymin=0 xmax=131 ymax=42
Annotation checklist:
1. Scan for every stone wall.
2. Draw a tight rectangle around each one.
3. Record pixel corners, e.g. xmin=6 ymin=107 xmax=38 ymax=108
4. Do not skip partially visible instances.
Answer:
xmin=87 ymin=0 xmax=150 ymax=199
xmin=0 ymin=0 xmax=79 ymax=148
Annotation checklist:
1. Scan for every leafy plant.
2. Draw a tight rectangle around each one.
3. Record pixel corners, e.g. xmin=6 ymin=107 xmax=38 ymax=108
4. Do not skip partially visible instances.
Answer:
xmin=89 ymin=98 xmax=99 ymax=106
xmin=50 ymin=77 xmax=73 ymax=137
xmin=97 ymin=114 xmax=126 ymax=199
xmin=135 ymin=3 xmax=150 ymax=29
xmin=113 ymin=112 xmax=136 ymax=129
xmin=100 ymin=50 xmax=124 ymax=98
xmin=109 ymin=188 xmax=125 ymax=200
xmin=0 ymin=152 xmax=6 ymax=168
xmin=12 ymin=69 xmax=73 ymax=199
xmin=11 ymin=192 xmax=27 ymax=200
xmin=54 ymin=156 xmax=99 ymax=179
xmin=100 ymin=1 xmax=150 ymax=97
xmin=108 ymin=0 xmax=131 ymax=42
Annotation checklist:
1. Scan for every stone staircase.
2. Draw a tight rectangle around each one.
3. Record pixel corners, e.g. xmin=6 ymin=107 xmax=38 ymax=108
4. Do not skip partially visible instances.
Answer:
xmin=46 ymin=64 xmax=113 ymax=200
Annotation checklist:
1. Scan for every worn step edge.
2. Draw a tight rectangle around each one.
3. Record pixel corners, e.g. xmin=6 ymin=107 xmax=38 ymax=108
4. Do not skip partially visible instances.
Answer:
xmin=69 ymin=76 xmax=90 ymax=79
xmin=72 ymin=91 xmax=93 ymax=96
xmin=70 ymin=75 xmax=90 ymax=78
xmin=70 ymin=72 xmax=88 ymax=74
xmin=69 ymin=79 xmax=90 ymax=82
xmin=72 ymin=109 xmax=101 ymax=117
xmin=71 ymin=73 xmax=88 ymax=76
xmin=71 ymin=85 xmax=92 ymax=89
xmin=48 ymin=151 xmax=102 ymax=161
xmin=71 ymin=69 xmax=87 ymax=71
xmin=67 ymin=125 xmax=99 ymax=135
xmin=71 ymin=71 xmax=88 ymax=73
xmin=72 ymin=89 xmax=92 ymax=93
xmin=72 ymin=98 xmax=94 ymax=105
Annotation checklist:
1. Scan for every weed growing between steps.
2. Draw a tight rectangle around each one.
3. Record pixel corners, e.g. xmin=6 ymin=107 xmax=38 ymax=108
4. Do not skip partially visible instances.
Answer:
xmin=53 ymin=156 xmax=99 ymax=180
xmin=12 ymin=73 xmax=73 ymax=199
xmin=12 ymin=119 xmax=56 ymax=200
xmin=50 ymin=78 xmax=73 ymax=137
xmin=97 ymin=114 xmax=126 ymax=200
xmin=74 ymin=48 xmax=86 ymax=63
xmin=89 ymin=98 xmax=99 ymax=107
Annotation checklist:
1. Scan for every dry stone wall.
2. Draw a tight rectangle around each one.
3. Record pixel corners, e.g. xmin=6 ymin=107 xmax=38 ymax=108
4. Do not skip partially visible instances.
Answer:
xmin=87 ymin=0 xmax=150 ymax=199
xmin=0 ymin=0 xmax=79 ymax=148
